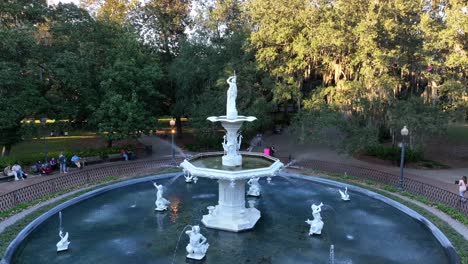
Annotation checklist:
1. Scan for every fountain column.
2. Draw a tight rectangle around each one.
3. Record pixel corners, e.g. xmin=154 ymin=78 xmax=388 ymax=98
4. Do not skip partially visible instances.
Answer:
xmin=202 ymin=180 xmax=260 ymax=232
xmin=221 ymin=122 xmax=243 ymax=166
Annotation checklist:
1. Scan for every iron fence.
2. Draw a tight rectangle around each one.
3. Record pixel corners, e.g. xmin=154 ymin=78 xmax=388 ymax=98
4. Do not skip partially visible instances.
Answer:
xmin=0 ymin=158 xmax=182 ymax=213
xmin=1 ymin=157 xmax=466 ymax=218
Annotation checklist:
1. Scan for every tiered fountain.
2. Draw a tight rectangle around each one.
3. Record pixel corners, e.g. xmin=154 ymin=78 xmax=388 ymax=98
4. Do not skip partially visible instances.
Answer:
xmin=180 ymin=75 xmax=283 ymax=232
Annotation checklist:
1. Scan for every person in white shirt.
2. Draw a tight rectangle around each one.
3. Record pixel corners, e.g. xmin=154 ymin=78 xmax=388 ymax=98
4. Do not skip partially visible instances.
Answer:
xmin=12 ymin=163 xmax=27 ymax=180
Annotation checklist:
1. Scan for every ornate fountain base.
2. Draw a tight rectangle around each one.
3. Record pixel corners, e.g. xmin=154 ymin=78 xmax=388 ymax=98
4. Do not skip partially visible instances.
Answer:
xmin=201 ymin=180 xmax=260 ymax=232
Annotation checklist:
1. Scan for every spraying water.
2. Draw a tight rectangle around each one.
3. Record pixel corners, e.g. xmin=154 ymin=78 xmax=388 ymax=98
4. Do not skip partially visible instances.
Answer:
xmin=329 ymin=244 xmax=335 ymax=264
xmin=171 ymin=225 xmax=193 ymax=264
xmin=58 ymin=211 xmax=63 ymax=232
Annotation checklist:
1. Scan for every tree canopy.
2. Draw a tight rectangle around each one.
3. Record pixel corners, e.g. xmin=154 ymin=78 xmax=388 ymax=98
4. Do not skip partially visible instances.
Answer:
xmin=0 ymin=0 xmax=466 ymax=155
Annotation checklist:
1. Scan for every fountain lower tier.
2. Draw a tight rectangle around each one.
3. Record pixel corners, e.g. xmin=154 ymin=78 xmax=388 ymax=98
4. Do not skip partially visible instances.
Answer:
xmin=201 ymin=180 xmax=260 ymax=232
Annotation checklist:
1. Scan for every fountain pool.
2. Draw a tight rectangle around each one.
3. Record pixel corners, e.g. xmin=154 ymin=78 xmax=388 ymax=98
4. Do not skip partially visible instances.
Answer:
xmin=2 ymin=172 xmax=458 ymax=264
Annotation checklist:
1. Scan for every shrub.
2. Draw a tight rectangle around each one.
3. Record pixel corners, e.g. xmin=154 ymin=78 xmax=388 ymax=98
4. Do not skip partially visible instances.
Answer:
xmin=364 ymin=145 xmax=423 ymax=163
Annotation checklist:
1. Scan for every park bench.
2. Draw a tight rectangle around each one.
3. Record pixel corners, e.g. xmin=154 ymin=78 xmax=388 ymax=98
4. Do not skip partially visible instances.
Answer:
xmin=81 ymin=156 xmax=104 ymax=167
xmin=107 ymin=153 xmax=123 ymax=162
xmin=1 ymin=166 xmax=16 ymax=182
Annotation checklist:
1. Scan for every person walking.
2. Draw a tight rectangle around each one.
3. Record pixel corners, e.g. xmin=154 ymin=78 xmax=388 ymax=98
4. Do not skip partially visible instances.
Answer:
xmin=58 ymin=153 xmax=67 ymax=173
xmin=458 ymin=176 xmax=467 ymax=202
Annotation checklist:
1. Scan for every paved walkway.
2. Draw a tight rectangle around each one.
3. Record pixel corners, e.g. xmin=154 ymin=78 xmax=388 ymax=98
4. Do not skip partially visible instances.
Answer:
xmin=253 ymin=133 xmax=467 ymax=195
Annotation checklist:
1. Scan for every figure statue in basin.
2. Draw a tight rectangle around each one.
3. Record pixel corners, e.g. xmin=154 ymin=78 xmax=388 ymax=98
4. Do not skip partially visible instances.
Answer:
xmin=186 ymin=225 xmax=209 ymax=260
xmin=154 ymin=182 xmax=170 ymax=211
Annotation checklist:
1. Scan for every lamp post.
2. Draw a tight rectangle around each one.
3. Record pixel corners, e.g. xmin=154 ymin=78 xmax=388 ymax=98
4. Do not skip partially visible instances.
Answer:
xmin=399 ymin=126 xmax=409 ymax=190
xmin=169 ymin=118 xmax=176 ymax=164
xmin=40 ymin=117 xmax=48 ymax=163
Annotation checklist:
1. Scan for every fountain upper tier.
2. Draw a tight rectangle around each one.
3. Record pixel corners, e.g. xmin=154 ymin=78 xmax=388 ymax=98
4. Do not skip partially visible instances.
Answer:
xmin=207 ymin=116 xmax=257 ymax=123
xmin=180 ymin=152 xmax=283 ymax=181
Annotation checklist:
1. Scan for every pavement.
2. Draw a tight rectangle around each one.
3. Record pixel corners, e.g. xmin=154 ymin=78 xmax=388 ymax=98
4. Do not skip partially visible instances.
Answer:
xmin=252 ymin=132 xmax=468 ymax=195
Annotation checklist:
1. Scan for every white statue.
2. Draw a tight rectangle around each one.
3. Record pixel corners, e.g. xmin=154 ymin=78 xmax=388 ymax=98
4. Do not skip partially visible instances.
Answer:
xmin=185 ymin=171 xmax=194 ymax=183
xmin=222 ymin=135 xmax=228 ymax=154
xmin=226 ymin=75 xmax=238 ymax=119
xmin=305 ymin=202 xmax=324 ymax=235
xmin=154 ymin=182 xmax=170 ymax=211
xmin=237 ymin=133 xmax=243 ymax=151
xmin=339 ymin=187 xmax=350 ymax=201
xmin=247 ymin=177 xmax=261 ymax=196
xmin=56 ymin=230 xmax=70 ymax=252
xmin=186 ymin=225 xmax=209 ymax=260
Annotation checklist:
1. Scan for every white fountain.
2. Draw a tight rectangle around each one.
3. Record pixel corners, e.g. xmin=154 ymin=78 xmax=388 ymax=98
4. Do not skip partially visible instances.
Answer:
xmin=56 ymin=212 xmax=70 ymax=252
xmin=180 ymin=75 xmax=283 ymax=232
xmin=305 ymin=202 xmax=324 ymax=235
xmin=339 ymin=187 xmax=350 ymax=201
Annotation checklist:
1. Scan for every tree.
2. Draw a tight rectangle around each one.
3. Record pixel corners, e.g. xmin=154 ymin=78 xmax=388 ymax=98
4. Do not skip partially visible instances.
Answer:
xmin=0 ymin=1 xmax=48 ymax=155
xmin=92 ymin=93 xmax=155 ymax=147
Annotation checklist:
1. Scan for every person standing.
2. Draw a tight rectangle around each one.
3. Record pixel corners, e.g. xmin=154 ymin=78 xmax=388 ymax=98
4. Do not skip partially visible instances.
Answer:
xmin=458 ymin=176 xmax=467 ymax=202
xmin=58 ymin=153 xmax=67 ymax=173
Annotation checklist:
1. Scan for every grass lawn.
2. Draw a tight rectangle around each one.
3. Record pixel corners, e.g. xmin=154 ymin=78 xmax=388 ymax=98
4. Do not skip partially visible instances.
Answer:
xmin=11 ymin=134 xmax=103 ymax=158
xmin=2 ymin=132 xmax=142 ymax=167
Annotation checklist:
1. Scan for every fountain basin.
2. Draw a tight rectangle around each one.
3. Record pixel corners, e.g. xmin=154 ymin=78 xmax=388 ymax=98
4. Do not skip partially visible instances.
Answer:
xmin=180 ymin=152 xmax=283 ymax=181
xmin=2 ymin=172 xmax=459 ymax=264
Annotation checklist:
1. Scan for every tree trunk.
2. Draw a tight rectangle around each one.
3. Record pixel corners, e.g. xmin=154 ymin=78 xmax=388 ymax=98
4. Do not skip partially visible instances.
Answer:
xmin=107 ymin=139 xmax=113 ymax=148
xmin=176 ymin=116 xmax=183 ymax=138
xmin=1 ymin=144 xmax=12 ymax=156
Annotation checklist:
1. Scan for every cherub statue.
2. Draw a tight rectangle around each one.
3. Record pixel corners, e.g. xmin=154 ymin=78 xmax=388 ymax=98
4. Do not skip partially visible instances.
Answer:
xmin=186 ymin=225 xmax=209 ymax=260
xmin=56 ymin=230 xmax=70 ymax=252
xmin=305 ymin=202 xmax=324 ymax=235
xmin=154 ymin=182 xmax=170 ymax=211
xmin=247 ymin=177 xmax=261 ymax=196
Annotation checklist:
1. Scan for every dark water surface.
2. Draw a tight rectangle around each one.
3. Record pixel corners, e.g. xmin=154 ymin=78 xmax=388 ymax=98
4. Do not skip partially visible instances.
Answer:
xmin=12 ymin=176 xmax=450 ymax=264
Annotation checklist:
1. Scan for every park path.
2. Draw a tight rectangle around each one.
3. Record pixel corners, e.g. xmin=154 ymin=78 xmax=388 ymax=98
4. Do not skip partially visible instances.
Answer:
xmin=253 ymin=133 xmax=468 ymax=195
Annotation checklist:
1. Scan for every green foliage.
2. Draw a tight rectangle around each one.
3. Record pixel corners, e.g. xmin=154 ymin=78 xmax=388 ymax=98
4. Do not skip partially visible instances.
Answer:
xmin=386 ymin=97 xmax=448 ymax=149
xmin=365 ymin=145 xmax=423 ymax=163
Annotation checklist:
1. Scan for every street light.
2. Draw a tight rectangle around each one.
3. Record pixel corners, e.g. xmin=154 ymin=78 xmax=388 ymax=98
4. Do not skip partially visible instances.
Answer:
xmin=40 ymin=117 xmax=48 ymax=163
xmin=169 ymin=118 xmax=176 ymax=164
xmin=399 ymin=125 xmax=409 ymax=190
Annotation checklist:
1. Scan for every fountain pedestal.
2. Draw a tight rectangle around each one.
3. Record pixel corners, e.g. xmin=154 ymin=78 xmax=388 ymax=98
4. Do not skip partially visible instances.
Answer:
xmin=202 ymin=180 xmax=260 ymax=232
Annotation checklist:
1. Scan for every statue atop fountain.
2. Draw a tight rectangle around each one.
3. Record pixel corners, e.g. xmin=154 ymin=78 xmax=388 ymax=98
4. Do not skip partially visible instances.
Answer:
xmin=306 ymin=202 xmax=324 ymax=235
xmin=247 ymin=177 xmax=261 ymax=197
xmin=56 ymin=230 xmax=70 ymax=252
xmin=186 ymin=225 xmax=209 ymax=260
xmin=154 ymin=182 xmax=170 ymax=211
xmin=339 ymin=187 xmax=350 ymax=201
xmin=226 ymin=75 xmax=238 ymax=120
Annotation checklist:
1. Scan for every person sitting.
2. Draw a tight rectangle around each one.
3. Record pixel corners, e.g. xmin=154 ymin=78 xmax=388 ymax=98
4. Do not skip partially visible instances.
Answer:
xmin=71 ymin=154 xmax=82 ymax=169
xmin=49 ymin=157 xmax=57 ymax=170
xmin=40 ymin=163 xmax=52 ymax=175
xmin=11 ymin=163 xmax=27 ymax=180
xmin=35 ymin=161 xmax=43 ymax=175
xmin=121 ymin=150 xmax=129 ymax=161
